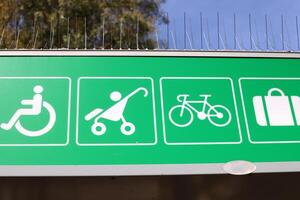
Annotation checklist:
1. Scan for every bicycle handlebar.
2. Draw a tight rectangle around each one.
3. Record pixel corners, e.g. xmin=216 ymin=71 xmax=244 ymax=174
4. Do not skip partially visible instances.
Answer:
xmin=176 ymin=94 xmax=189 ymax=102
xmin=199 ymin=94 xmax=211 ymax=98
xmin=176 ymin=94 xmax=211 ymax=102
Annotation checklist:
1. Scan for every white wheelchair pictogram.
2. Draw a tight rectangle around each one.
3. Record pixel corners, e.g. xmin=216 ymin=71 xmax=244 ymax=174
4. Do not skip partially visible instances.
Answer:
xmin=169 ymin=94 xmax=232 ymax=127
xmin=0 ymin=85 xmax=56 ymax=137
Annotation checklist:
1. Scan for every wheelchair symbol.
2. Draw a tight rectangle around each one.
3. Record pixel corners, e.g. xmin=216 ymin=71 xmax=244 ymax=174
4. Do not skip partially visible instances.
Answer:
xmin=0 ymin=85 xmax=56 ymax=137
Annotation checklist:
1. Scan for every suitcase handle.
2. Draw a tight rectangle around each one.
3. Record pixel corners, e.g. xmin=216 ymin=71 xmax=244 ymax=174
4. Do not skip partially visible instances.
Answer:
xmin=268 ymin=88 xmax=285 ymax=97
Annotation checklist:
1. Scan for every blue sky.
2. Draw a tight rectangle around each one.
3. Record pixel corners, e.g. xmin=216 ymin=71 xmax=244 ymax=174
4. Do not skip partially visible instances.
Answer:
xmin=159 ymin=0 xmax=300 ymax=50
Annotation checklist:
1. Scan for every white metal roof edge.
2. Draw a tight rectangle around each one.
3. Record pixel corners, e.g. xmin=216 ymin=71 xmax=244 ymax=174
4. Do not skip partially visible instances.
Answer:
xmin=0 ymin=50 xmax=300 ymax=58
xmin=0 ymin=162 xmax=298 ymax=176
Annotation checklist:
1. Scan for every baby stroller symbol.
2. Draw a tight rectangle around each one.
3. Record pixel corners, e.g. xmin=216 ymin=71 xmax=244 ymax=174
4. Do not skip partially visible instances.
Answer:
xmin=85 ymin=87 xmax=148 ymax=136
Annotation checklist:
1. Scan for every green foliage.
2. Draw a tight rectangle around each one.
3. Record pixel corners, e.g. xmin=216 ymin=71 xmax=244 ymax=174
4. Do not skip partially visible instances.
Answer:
xmin=0 ymin=0 xmax=167 ymax=49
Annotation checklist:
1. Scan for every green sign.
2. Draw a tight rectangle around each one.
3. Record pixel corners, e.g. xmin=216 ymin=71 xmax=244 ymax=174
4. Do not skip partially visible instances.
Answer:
xmin=0 ymin=51 xmax=299 ymax=176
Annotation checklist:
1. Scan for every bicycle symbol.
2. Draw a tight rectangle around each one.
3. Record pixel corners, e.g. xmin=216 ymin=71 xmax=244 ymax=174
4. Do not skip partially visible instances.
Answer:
xmin=168 ymin=94 xmax=232 ymax=127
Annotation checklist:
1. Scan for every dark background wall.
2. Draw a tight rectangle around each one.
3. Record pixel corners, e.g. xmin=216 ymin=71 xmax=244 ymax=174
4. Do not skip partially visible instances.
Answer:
xmin=0 ymin=173 xmax=299 ymax=200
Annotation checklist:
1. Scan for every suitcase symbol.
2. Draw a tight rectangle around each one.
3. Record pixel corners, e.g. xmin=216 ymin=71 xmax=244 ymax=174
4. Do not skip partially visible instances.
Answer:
xmin=252 ymin=88 xmax=300 ymax=126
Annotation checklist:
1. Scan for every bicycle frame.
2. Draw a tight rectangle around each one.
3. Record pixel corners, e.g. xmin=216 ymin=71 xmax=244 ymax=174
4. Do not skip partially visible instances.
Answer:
xmin=178 ymin=95 xmax=219 ymax=117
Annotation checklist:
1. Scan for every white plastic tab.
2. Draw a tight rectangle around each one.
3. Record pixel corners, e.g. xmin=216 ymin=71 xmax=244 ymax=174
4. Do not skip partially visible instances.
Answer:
xmin=223 ymin=160 xmax=256 ymax=175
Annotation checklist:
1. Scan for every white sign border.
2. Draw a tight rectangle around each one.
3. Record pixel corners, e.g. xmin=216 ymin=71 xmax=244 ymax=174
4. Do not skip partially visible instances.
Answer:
xmin=239 ymin=77 xmax=300 ymax=144
xmin=76 ymin=77 xmax=158 ymax=146
xmin=0 ymin=77 xmax=71 ymax=146
xmin=160 ymin=77 xmax=243 ymax=145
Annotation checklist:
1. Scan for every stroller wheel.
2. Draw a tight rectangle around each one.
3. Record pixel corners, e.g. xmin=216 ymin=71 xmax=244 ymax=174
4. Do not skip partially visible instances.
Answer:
xmin=121 ymin=122 xmax=135 ymax=136
xmin=92 ymin=122 xmax=106 ymax=136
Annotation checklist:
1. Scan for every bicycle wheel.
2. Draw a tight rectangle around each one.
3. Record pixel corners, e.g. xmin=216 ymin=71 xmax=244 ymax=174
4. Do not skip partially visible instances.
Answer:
xmin=207 ymin=105 xmax=232 ymax=127
xmin=168 ymin=105 xmax=193 ymax=127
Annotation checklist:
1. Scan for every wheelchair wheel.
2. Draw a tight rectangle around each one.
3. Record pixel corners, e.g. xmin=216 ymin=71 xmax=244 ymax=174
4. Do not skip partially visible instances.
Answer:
xmin=15 ymin=101 xmax=56 ymax=137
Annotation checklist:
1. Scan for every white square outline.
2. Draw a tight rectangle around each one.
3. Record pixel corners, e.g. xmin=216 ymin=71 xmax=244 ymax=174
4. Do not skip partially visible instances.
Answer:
xmin=160 ymin=77 xmax=242 ymax=145
xmin=76 ymin=77 xmax=158 ymax=146
xmin=239 ymin=77 xmax=300 ymax=144
xmin=0 ymin=77 xmax=71 ymax=146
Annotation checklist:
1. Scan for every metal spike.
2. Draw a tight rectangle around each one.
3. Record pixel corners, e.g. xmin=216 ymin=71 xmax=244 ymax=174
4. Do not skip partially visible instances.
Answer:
xmin=234 ymin=13 xmax=237 ymax=49
xmin=217 ymin=12 xmax=220 ymax=49
xmin=14 ymin=16 xmax=17 ymax=47
xmin=281 ymin=15 xmax=285 ymax=50
xmin=284 ymin=17 xmax=291 ymax=50
xmin=166 ymin=13 xmax=169 ymax=49
xmin=184 ymin=12 xmax=186 ymax=49
xmin=203 ymin=18 xmax=210 ymax=51
xmin=186 ymin=31 xmax=193 ymax=49
xmin=235 ymin=34 xmax=242 ymax=50
xmin=155 ymin=30 xmax=160 ymax=49
xmin=136 ymin=16 xmax=139 ymax=50
xmin=119 ymin=18 xmax=123 ymax=50
xmin=265 ymin=15 xmax=269 ymax=50
xmin=110 ymin=28 xmax=113 ymax=49
xmin=269 ymin=17 xmax=276 ymax=50
xmin=205 ymin=18 xmax=211 ymax=50
xmin=15 ymin=29 xmax=20 ymax=49
xmin=102 ymin=16 xmax=105 ymax=49
xmin=51 ymin=25 xmax=55 ymax=49
xmin=49 ymin=20 xmax=52 ymax=49
xmin=126 ymin=22 xmax=130 ymax=49
xmin=189 ymin=17 xmax=194 ymax=50
xmin=173 ymin=18 xmax=178 ymax=49
xmin=43 ymin=41 xmax=48 ymax=49
xmin=203 ymin=32 xmax=209 ymax=50
xmin=85 ymin=17 xmax=87 ymax=49
xmin=200 ymin=12 xmax=203 ymax=49
xmin=26 ymin=17 xmax=36 ymax=49
xmin=222 ymin=17 xmax=228 ymax=49
xmin=33 ymin=29 xmax=39 ymax=49
xmin=0 ymin=27 xmax=6 ymax=48
xmin=253 ymin=18 xmax=261 ymax=50
xmin=218 ymin=13 xmax=227 ymax=49
xmin=249 ymin=14 xmax=253 ymax=49
xmin=170 ymin=17 xmax=178 ymax=49
xmin=67 ymin=17 xmax=70 ymax=49
xmin=219 ymin=34 xmax=226 ymax=49
xmin=170 ymin=30 xmax=177 ymax=49
xmin=251 ymin=36 xmax=259 ymax=50
xmin=240 ymin=33 xmax=246 ymax=50
xmin=297 ymin=16 xmax=300 ymax=50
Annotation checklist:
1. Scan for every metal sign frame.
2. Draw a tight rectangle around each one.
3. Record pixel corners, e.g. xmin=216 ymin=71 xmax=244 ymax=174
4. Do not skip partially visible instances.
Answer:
xmin=0 ymin=50 xmax=299 ymax=176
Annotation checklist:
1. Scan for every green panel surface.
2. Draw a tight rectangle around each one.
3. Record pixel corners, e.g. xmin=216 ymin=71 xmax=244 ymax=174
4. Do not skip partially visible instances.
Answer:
xmin=0 ymin=55 xmax=299 ymax=165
